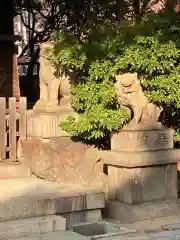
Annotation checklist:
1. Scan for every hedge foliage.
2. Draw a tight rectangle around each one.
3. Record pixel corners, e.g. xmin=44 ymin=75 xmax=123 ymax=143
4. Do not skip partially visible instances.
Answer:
xmin=52 ymin=10 xmax=180 ymax=145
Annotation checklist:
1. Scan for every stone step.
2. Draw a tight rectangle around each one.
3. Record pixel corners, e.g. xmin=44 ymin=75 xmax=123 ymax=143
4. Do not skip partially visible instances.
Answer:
xmin=0 ymin=215 xmax=66 ymax=240
xmin=0 ymin=178 xmax=104 ymax=222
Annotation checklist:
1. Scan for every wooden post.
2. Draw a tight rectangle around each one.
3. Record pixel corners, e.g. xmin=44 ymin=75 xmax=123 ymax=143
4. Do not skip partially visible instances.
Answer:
xmin=9 ymin=97 xmax=17 ymax=161
xmin=13 ymin=54 xmax=20 ymax=107
xmin=0 ymin=98 xmax=6 ymax=160
xmin=19 ymin=97 xmax=27 ymax=140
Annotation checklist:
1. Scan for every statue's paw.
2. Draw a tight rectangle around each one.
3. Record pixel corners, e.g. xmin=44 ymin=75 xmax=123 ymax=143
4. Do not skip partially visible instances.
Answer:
xmin=129 ymin=119 xmax=139 ymax=125
xmin=125 ymin=119 xmax=139 ymax=129
xmin=34 ymin=100 xmax=47 ymax=108
xmin=46 ymin=100 xmax=59 ymax=107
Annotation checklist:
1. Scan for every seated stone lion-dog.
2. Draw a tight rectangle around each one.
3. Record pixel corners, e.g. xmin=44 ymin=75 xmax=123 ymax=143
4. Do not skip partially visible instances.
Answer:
xmin=115 ymin=73 xmax=162 ymax=126
xmin=33 ymin=42 xmax=75 ymax=112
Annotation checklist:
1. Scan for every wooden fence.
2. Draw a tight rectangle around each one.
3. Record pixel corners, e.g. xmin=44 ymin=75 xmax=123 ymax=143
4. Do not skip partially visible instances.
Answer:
xmin=0 ymin=97 xmax=27 ymax=162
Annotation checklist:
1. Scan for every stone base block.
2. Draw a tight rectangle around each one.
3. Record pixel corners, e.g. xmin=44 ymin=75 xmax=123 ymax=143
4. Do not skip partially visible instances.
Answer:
xmin=105 ymin=200 xmax=180 ymax=223
xmin=0 ymin=178 xmax=105 ymax=222
xmin=111 ymin=128 xmax=174 ymax=151
xmin=101 ymin=149 xmax=179 ymax=168
xmin=27 ymin=110 xmax=75 ymax=138
xmin=0 ymin=191 xmax=104 ymax=222
xmin=101 ymin=148 xmax=178 ymax=204
xmin=107 ymin=163 xmax=177 ymax=204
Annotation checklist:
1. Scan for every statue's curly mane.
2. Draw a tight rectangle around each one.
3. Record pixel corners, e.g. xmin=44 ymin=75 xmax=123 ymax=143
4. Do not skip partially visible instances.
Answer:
xmin=115 ymin=73 xmax=162 ymax=125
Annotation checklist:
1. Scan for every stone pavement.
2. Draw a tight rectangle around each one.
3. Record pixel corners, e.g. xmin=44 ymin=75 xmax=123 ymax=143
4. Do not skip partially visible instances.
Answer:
xmin=107 ymin=214 xmax=180 ymax=240
xmin=12 ymin=215 xmax=180 ymax=240
xmin=12 ymin=229 xmax=180 ymax=239
xmin=110 ymin=230 xmax=180 ymax=239
xmin=112 ymin=214 xmax=180 ymax=234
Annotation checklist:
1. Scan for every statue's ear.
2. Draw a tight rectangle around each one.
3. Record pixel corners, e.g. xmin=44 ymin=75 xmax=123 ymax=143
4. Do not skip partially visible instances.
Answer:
xmin=115 ymin=75 xmax=120 ymax=81
xmin=134 ymin=73 xmax=140 ymax=84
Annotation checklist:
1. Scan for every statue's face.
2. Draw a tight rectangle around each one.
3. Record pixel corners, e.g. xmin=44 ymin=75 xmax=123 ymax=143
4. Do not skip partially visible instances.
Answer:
xmin=116 ymin=73 xmax=137 ymax=87
xmin=40 ymin=42 xmax=53 ymax=59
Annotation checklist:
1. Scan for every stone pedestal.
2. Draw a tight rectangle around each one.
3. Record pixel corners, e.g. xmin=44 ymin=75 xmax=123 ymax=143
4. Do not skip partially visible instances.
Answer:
xmin=102 ymin=127 xmax=180 ymax=222
xmin=111 ymin=128 xmax=174 ymax=151
xmin=27 ymin=109 xmax=76 ymax=138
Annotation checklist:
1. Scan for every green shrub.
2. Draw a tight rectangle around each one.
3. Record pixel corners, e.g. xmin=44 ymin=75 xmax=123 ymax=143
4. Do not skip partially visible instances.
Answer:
xmin=52 ymin=10 xmax=180 ymax=145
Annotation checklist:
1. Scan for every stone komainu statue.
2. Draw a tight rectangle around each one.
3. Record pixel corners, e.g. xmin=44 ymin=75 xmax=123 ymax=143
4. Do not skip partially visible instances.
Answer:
xmin=115 ymin=73 xmax=162 ymax=126
xmin=33 ymin=42 xmax=75 ymax=112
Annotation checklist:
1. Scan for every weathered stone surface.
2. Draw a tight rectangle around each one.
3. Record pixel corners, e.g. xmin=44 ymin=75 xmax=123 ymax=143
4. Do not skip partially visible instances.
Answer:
xmin=111 ymin=128 xmax=174 ymax=151
xmin=0 ymin=194 xmax=104 ymax=222
xmin=0 ymin=178 xmax=104 ymax=221
xmin=20 ymin=138 xmax=107 ymax=191
xmin=101 ymin=149 xmax=179 ymax=167
xmin=0 ymin=215 xmax=66 ymax=240
xmin=115 ymin=73 xmax=162 ymax=128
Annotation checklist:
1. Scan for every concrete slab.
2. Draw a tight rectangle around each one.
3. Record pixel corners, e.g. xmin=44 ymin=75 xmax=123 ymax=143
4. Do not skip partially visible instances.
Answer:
xmin=0 ymin=178 xmax=104 ymax=221
xmin=71 ymin=221 xmax=136 ymax=240
xmin=0 ymin=215 xmax=66 ymax=240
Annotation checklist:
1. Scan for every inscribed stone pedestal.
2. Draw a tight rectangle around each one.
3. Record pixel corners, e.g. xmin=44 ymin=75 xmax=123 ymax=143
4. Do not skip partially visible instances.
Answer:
xmin=102 ymin=73 xmax=180 ymax=222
